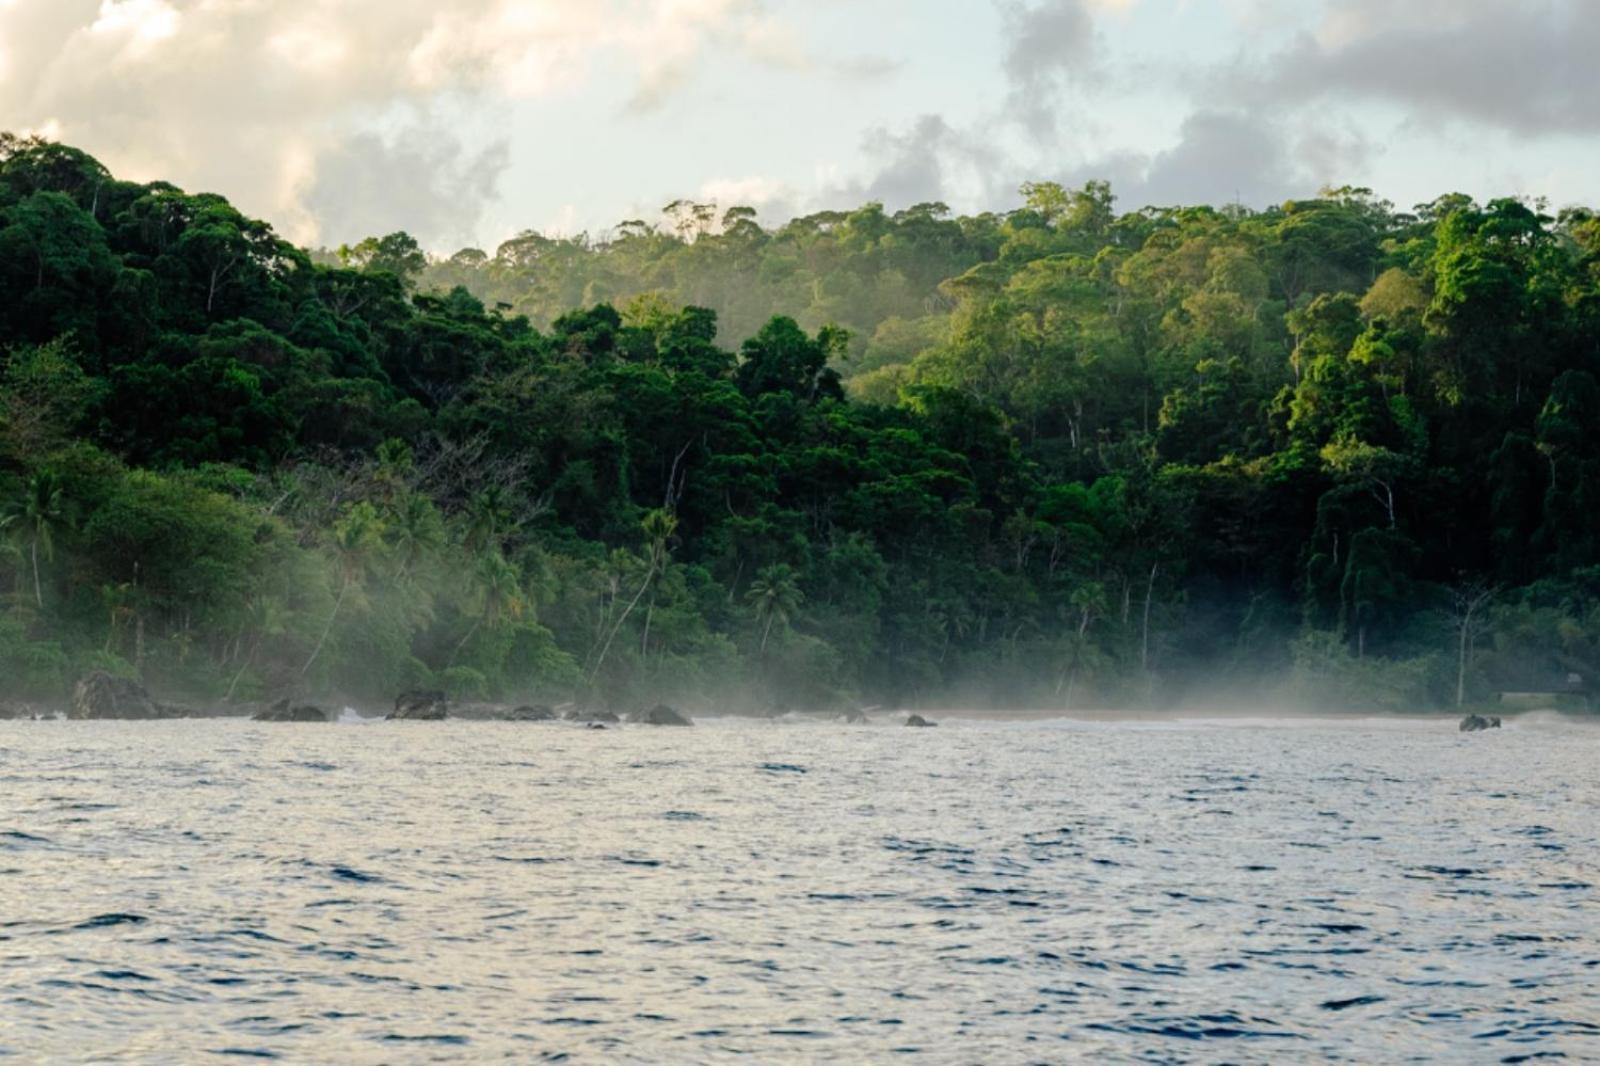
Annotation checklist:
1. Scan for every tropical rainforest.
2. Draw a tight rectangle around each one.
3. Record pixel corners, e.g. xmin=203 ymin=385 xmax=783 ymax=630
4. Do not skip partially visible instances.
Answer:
xmin=3 ymin=132 xmax=1599 ymax=713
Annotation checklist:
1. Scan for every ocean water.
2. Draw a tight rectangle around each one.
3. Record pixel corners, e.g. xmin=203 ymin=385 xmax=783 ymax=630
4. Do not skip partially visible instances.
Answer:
xmin=1 ymin=713 xmax=1596 ymax=1063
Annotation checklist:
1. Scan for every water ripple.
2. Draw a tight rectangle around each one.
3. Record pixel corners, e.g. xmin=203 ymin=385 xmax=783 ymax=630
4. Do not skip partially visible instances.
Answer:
xmin=0 ymin=714 xmax=1594 ymax=1060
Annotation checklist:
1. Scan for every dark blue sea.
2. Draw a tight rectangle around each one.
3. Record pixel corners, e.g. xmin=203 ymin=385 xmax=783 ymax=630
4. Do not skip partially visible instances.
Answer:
xmin=2 ymin=712 xmax=1596 ymax=1062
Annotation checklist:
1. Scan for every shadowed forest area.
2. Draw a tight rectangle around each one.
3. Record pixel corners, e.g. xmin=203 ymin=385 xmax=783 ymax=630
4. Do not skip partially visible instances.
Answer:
xmin=3 ymin=132 xmax=1600 ymax=712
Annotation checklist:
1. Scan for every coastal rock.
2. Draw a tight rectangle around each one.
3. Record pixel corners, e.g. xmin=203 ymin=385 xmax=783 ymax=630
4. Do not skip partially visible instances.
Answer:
xmin=904 ymin=714 xmax=937 ymax=728
xmin=447 ymin=702 xmax=512 ymax=721
xmin=389 ymin=689 xmax=449 ymax=721
xmin=836 ymin=709 xmax=869 ymax=724
xmin=563 ymin=708 xmax=620 ymax=724
xmin=252 ymin=699 xmax=329 ymax=723
xmin=627 ymin=704 xmax=693 ymax=727
xmin=70 ymin=672 xmax=181 ymax=720
xmin=449 ymin=702 xmax=561 ymax=722
xmin=0 ymin=700 xmax=55 ymax=720
xmin=585 ymin=722 xmax=608 ymax=730
xmin=1459 ymin=714 xmax=1502 ymax=733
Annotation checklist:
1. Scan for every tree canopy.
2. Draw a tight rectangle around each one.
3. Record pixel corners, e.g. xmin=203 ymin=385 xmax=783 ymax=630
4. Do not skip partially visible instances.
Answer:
xmin=2 ymin=133 xmax=1597 ymax=712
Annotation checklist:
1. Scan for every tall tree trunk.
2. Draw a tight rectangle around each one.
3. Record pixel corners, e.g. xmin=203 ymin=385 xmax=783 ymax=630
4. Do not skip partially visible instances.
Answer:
xmin=1056 ymin=609 xmax=1093 ymax=701
xmin=588 ymin=567 xmax=655 ymax=685
xmin=1141 ymin=563 xmax=1158 ymax=675
xmin=224 ymin=638 xmax=261 ymax=702
xmin=300 ymin=576 xmax=350 ymax=678
xmin=31 ymin=537 xmax=42 ymax=608
xmin=448 ymin=617 xmax=483 ymax=668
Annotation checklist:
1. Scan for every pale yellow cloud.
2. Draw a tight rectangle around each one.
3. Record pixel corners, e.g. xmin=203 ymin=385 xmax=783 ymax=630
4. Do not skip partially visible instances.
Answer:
xmin=0 ymin=0 xmax=793 ymax=243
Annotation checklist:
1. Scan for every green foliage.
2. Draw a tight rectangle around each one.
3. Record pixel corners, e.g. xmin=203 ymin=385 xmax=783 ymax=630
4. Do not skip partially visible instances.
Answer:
xmin=440 ymin=665 xmax=490 ymax=701
xmin=338 ymin=232 xmax=427 ymax=287
xmin=0 ymin=138 xmax=1596 ymax=711
xmin=1286 ymin=630 xmax=1438 ymax=711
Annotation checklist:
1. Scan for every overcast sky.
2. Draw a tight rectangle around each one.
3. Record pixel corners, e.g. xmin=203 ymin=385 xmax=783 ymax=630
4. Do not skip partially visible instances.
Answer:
xmin=2 ymin=0 xmax=1596 ymax=251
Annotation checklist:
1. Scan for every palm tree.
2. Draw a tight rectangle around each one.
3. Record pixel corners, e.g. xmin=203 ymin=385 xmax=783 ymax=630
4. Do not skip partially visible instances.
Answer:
xmin=461 ymin=487 xmax=511 ymax=556
xmin=0 ymin=515 xmax=19 ymax=608
xmin=587 ymin=508 xmax=677 ymax=684
xmin=100 ymin=580 xmax=137 ymax=654
xmin=387 ymin=493 xmax=444 ymax=578
xmin=225 ymin=594 xmax=289 ymax=700
xmin=448 ymin=550 xmax=527 ymax=666
xmin=1055 ymin=582 xmax=1106 ymax=704
xmin=746 ymin=563 xmax=804 ymax=655
xmin=372 ymin=438 xmax=415 ymax=505
xmin=300 ymin=502 xmax=383 ymax=677
xmin=5 ymin=472 xmax=67 ymax=608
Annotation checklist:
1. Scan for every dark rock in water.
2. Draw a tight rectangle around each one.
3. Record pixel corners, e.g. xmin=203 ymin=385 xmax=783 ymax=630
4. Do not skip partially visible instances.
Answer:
xmin=449 ymin=702 xmax=516 ymax=721
xmin=836 ymin=709 xmax=869 ymax=724
xmin=0 ymin=701 xmax=56 ymax=720
xmin=70 ymin=672 xmax=184 ymax=720
xmin=451 ymin=702 xmax=564 ymax=722
xmin=253 ymin=699 xmax=329 ymax=723
xmin=904 ymin=714 xmax=937 ymax=728
xmin=390 ymin=689 xmax=448 ymax=721
xmin=564 ymin=708 xmax=620 ymax=724
xmin=586 ymin=722 xmax=608 ymax=730
xmin=627 ymin=704 xmax=693 ymax=727
xmin=1459 ymin=714 xmax=1502 ymax=733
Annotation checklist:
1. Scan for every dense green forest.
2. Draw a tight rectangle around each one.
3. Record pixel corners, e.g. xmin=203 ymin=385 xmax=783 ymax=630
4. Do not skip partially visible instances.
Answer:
xmin=3 ymin=132 xmax=1600 ymax=712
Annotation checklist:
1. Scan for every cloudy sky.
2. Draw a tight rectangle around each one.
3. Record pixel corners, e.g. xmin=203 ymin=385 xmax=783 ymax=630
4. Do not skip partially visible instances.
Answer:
xmin=2 ymin=0 xmax=1595 ymax=251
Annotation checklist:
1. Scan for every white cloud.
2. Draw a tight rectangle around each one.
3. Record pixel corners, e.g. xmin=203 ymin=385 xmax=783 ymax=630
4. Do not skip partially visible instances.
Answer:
xmin=699 ymin=174 xmax=793 ymax=208
xmin=1222 ymin=0 xmax=1600 ymax=137
xmin=0 ymin=0 xmax=793 ymax=246
xmin=89 ymin=0 xmax=178 ymax=47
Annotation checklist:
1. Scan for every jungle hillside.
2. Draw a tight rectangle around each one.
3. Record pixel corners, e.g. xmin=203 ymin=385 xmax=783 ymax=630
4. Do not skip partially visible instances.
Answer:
xmin=4 ymin=132 xmax=1600 ymax=713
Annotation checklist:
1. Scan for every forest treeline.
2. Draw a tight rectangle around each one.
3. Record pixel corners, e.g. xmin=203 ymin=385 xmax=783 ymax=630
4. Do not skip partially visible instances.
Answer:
xmin=3 ymin=132 xmax=1599 ymax=712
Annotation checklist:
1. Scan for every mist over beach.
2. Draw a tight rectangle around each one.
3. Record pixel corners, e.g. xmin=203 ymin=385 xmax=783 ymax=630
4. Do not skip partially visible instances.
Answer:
xmin=3 ymin=0 xmax=1600 ymax=1060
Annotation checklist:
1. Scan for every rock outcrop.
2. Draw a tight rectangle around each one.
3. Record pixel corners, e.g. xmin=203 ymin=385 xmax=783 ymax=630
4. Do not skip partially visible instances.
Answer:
xmin=445 ymin=702 xmax=562 ymax=722
xmin=1459 ymin=713 xmax=1502 ymax=733
xmin=836 ymin=709 xmax=869 ymax=724
xmin=627 ymin=704 xmax=693 ymax=726
xmin=389 ymin=689 xmax=449 ymax=721
xmin=563 ymin=708 xmax=620 ymax=724
xmin=904 ymin=714 xmax=937 ymax=728
xmin=70 ymin=672 xmax=184 ymax=720
xmin=252 ymin=699 xmax=330 ymax=723
xmin=0 ymin=701 xmax=55 ymax=720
